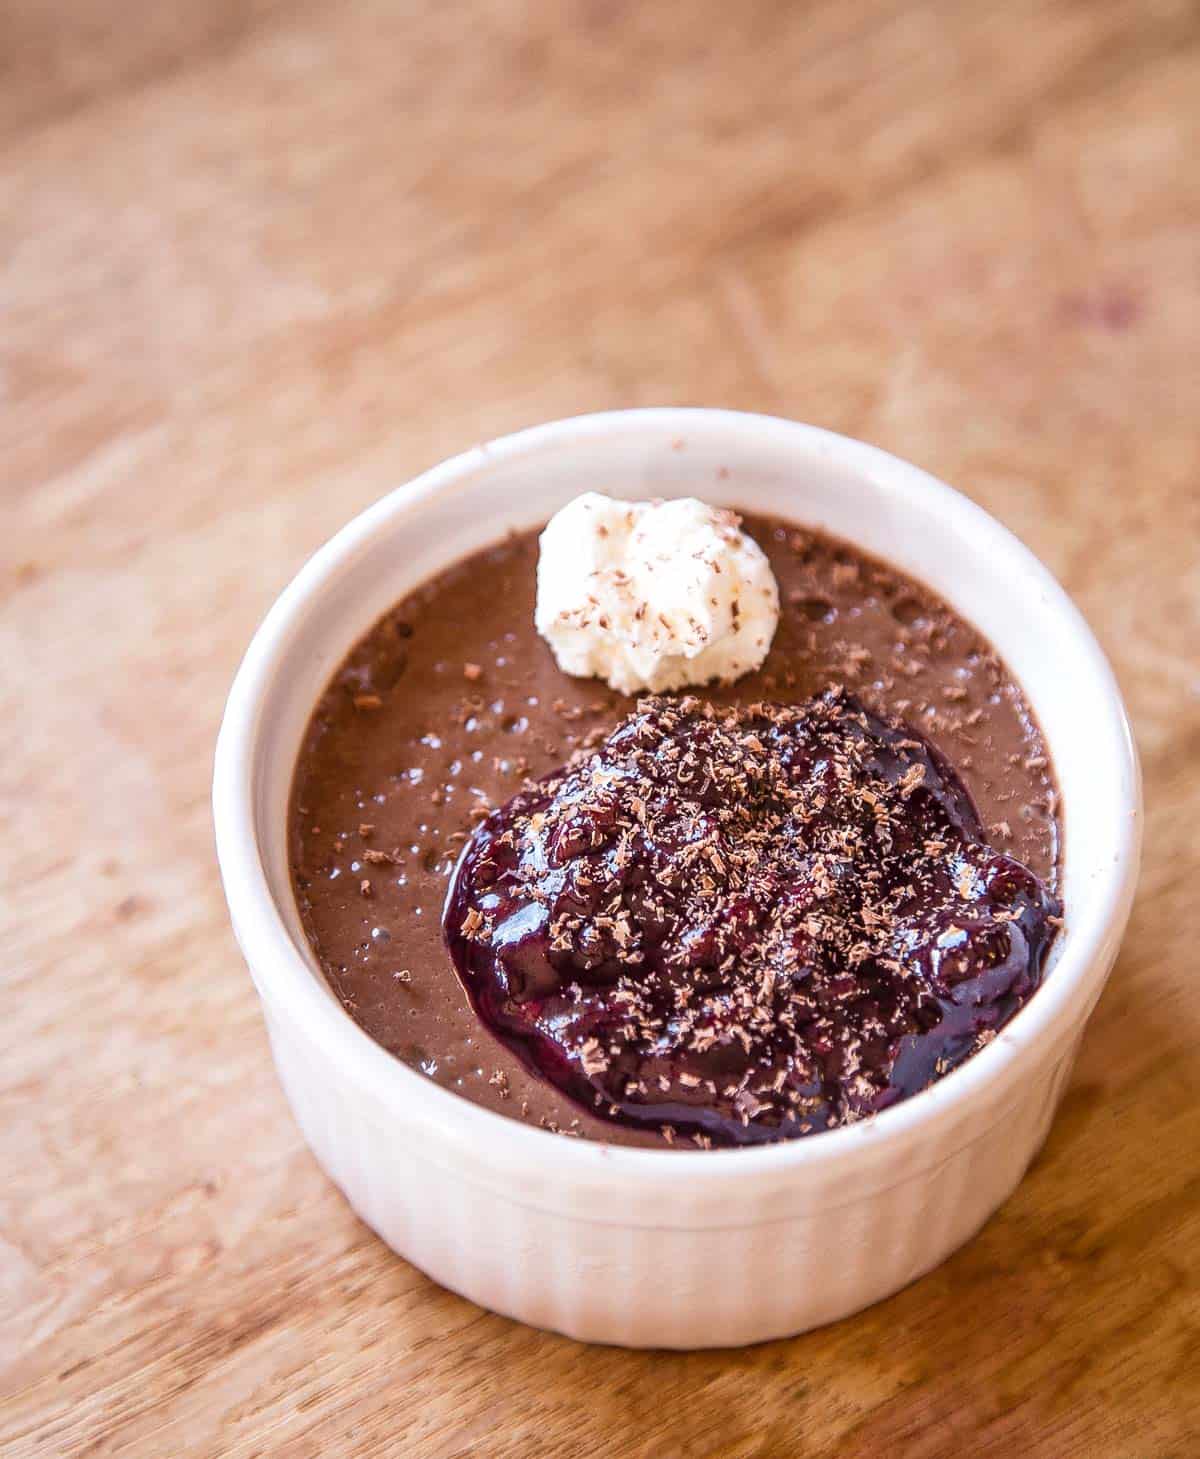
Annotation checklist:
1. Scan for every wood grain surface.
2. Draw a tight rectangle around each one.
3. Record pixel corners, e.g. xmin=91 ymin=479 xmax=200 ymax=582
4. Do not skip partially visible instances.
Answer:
xmin=3 ymin=1 xmax=1199 ymax=1454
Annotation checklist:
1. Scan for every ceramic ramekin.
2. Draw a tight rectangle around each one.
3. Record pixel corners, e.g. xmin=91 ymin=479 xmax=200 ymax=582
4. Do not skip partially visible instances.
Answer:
xmin=214 ymin=409 xmax=1140 ymax=1348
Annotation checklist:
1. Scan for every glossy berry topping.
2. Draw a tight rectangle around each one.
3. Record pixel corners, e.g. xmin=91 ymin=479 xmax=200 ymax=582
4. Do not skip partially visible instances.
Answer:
xmin=443 ymin=690 xmax=1060 ymax=1147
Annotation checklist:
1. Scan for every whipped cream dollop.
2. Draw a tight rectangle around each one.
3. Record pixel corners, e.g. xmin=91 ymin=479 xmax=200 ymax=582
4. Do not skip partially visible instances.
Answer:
xmin=534 ymin=493 xmax=780 ymax=694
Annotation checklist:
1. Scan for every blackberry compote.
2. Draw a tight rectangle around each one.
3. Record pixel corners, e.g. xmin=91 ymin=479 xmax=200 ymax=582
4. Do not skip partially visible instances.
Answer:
xmin=445 ymin=691 xmax=1060 ymax=1147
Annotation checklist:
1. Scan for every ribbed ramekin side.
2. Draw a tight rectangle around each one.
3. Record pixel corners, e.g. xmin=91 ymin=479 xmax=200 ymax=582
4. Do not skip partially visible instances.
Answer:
xmin=260 ymin=992 xmax=1086 ymax=1348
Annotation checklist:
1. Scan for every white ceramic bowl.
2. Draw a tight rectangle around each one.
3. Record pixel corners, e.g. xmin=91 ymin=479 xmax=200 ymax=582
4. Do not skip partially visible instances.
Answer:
xmin=214 ymin=409 xmax=1140 ymax=1348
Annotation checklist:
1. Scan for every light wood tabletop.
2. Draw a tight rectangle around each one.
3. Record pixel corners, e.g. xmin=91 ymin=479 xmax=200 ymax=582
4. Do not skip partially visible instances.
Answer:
xmin=3 ymin=1 xmax=1199 ymax=1454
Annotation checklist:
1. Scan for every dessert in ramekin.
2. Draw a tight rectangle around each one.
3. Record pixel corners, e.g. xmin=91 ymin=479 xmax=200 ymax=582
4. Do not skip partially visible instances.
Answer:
xmin=214 ymin=410 xmax=1139 ymax=1347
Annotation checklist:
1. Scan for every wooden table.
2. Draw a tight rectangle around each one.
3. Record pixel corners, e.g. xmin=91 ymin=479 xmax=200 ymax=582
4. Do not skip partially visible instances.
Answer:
xmin=3 ymin=2 xmax=1198 ymax=1453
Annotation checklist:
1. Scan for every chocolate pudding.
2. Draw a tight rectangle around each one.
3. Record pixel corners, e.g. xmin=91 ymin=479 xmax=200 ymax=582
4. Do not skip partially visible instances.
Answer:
xmin=289 ymin=516 xmax=1061 ymax=1148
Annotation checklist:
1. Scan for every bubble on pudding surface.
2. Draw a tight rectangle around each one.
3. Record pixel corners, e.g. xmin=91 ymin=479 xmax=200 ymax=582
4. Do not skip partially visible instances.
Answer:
xmin=792 ymin=595 xmax=836 ymax=624
xmin=892 ymin=594 xmax=926 ymax=627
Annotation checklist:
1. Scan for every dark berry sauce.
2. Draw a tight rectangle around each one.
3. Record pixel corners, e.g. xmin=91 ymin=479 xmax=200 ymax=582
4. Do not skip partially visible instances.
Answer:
xmin=444 ymin=691 xmax=1060 ymax=1148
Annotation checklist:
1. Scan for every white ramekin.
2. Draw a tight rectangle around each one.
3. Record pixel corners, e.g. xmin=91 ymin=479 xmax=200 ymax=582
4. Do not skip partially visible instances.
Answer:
xmin=214 ymin=409 xmax=1140 ymax=1348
